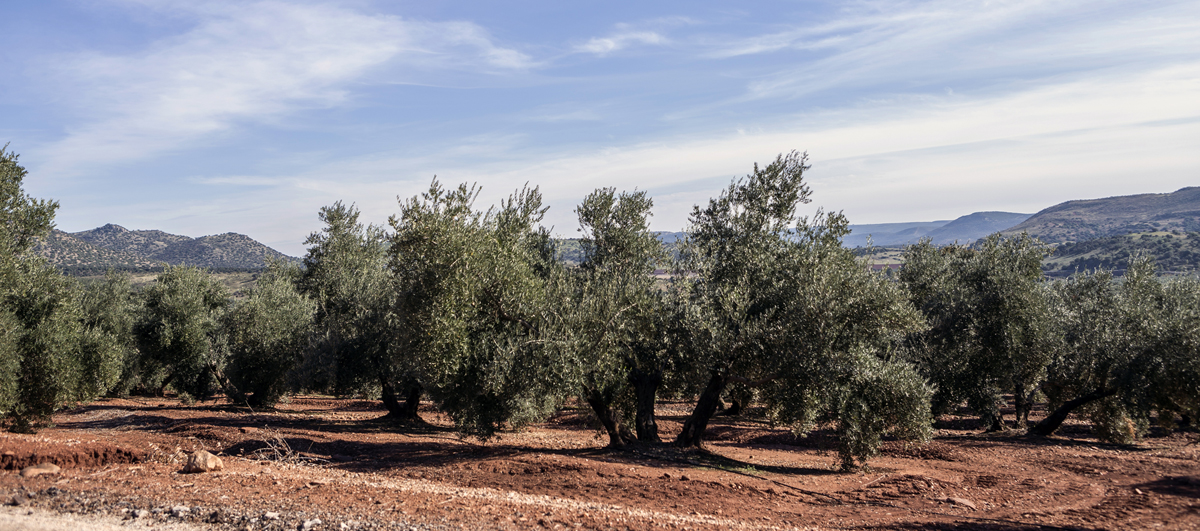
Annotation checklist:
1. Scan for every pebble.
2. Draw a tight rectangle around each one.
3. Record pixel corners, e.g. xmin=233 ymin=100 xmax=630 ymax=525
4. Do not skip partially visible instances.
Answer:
xmin=946 ymin=497 xmax=977 ymax=510
xmin=171 ymin=505 xmax=191 ymax=517
xmin=19 ymin=463 xmax=61 ymax=478
xmin=300 ymin=518 xmax=323 ymax=530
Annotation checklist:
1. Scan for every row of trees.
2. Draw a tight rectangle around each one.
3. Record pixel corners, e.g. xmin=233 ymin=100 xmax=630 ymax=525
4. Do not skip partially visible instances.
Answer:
xmin=3 ymin=147 xmax=1197 ymax=470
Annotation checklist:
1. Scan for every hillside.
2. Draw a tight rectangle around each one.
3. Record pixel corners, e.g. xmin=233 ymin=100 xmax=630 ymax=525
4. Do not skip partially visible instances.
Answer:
xmin=35 ymin=224 xmax=299 ymax=273
xmin=1002 ymin=186 xmax=1200 ymax=243
xmin=34 ymin=230 xmax=158 ymax=274
xmin=1043 ymin=231 xmax=1200 ymax=276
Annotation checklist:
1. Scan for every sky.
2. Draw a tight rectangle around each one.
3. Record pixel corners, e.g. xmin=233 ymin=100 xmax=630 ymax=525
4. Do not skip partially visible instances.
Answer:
xmin=2 ymin=0 xmax=1198 ymax=256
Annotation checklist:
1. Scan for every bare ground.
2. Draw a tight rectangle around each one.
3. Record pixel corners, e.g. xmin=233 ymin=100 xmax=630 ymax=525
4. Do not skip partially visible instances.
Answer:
xmin=1 ymin=397 xmax=1198 ymax=530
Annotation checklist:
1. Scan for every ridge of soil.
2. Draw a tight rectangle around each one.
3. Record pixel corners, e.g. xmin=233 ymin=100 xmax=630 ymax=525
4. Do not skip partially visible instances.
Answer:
xmin=1 ymin=397 xmax=1198 ymax=530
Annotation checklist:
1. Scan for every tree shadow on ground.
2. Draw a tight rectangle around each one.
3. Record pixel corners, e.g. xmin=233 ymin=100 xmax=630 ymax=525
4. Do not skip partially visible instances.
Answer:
xmin=857 ymin=522 xmax=1103 ymax=531
xmin=1134 ymin=476 xmax=1200 ymax=499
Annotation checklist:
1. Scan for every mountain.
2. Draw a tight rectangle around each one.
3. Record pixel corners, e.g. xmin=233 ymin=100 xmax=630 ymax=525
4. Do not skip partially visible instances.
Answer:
xmin=924 ymin=212 xmax=1034 ymax=245
xmin=35 ymin=230 xmax=158 ymax=273
xmin=844 ymin=212 xmax=1031 ymax=248
xmin=1002 ymin=187 xmax=1200 ymax=244
xmin=35 ymin=224 xmax=299 ymax=274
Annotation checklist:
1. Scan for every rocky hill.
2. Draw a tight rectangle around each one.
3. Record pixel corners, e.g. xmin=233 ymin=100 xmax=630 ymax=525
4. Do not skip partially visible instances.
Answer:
xmin=35 ymin=224 xmax=299 ymax=274
xmin=1002 ymin=187 xmax=1200 ymax=244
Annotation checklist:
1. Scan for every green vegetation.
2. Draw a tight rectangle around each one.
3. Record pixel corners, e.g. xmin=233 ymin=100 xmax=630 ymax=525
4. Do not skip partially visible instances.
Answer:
xmin=5 ymin=143 xmax=1198 ymax=473
xmin=900 ymin=234 xmax=1056 ymax=430
xmin=671 ymin=151 xmax=932 ymax=469
xmin=35 ymin=223 xmax=300 ymax=275
xmin=1043 ymin=231 xmax=1200 ymax=275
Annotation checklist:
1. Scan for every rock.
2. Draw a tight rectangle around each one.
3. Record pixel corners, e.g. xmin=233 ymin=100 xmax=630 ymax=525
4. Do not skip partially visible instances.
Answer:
xmin=133 ymin=509 xmax=150 ymax=519
xmin=171 ymin=505 xmax=191 ymax=518
xmin=265 ymin=512 xmax=281 ymax=520
xmin=300 ymin=518 xmax=323 ymax=530
xmin=19 ymin=463 xmax=61 ymax=478
xmin=183 ymin=450 xmax=224 ymax=473
xmin=2 ymin=450 xmax=14 ymax=456
xmin=946 ymin=497 xmax=977 ymax=510
xmin=5 ymin=494 xmax=30 ymax=506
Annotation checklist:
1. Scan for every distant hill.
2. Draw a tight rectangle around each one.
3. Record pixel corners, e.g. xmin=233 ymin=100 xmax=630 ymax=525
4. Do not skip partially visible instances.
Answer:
xmin=844 ymin=212 xmax=1030 ymax=248
xmin=35 ymin=230 xmax=158 ymax=273
xmin=1002 ymin=187 xmax=1200 ymax=244
xmin=35 ymin=224 xmax=299 ymax=274
xmin=1043 ymin=231 xmax=1200 ymax=276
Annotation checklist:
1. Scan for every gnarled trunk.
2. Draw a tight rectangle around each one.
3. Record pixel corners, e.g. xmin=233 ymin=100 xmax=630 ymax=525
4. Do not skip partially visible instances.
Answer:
xmin=586 ymin=389 xmax=634 ymax=447
xmin=630 ymin=368 xmax=662 ymax=443
xmin=674 ymin=372 xmax=728 ymax=448
xmin=1028 ymin=387 xmax=1117 ymax=437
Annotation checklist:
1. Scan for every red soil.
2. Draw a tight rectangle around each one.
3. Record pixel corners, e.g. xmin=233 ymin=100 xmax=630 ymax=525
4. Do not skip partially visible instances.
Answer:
xmin=1 ymin=397 xmax=1197 ymax=530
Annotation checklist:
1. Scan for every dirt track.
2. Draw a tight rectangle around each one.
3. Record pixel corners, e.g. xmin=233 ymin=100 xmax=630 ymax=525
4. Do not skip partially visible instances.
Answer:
xmin=1 ymin=397 xmax=1198 ymax=530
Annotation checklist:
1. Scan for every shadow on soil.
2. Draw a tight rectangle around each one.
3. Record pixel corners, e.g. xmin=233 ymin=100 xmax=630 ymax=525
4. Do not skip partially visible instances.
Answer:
xmin=859 ymin=523 xmax=1103 ymax=531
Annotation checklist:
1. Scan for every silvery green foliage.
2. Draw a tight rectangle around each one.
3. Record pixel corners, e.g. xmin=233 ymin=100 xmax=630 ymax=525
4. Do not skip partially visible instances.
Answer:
xmin=224 ymin=263 xmax=315 ymax=407
xmin=1 ymin=259 xmax=90 ymax=431
xmin=135 ymin=265 xmax=231 ymax=401
xmin=1038 ymin=256 xmax=1200 ymax=441
xmin=0 ymin=146 xmax=120 ymax=432
xmin=390 ymin=181 xmax=567 ymax=438
xmin=899 ymin=233 xmax=1055 ymax=429
xmin=561 ymin=188 xmax=668 ymax=445
xmin=675 ymin=151 xmax=931 ymax=468
xmin=299 ymin=202 xmax=397 ymax=399
xmin=79 ymin=271 xmax=139 ymax=397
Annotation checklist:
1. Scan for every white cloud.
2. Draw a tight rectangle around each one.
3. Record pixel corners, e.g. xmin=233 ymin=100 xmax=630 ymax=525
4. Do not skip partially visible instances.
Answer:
xmin=575 ymin=31 xmax=667 ymax=56
xmin=35 ymin=0 xmax=530 ymax=177
xmin=161 ymin=59 xmax=1199 ymax=255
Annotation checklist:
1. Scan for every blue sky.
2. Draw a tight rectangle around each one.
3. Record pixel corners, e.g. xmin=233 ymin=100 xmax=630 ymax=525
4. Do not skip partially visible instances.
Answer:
xmin=3 ymin=0 xmax=1198 ymax=256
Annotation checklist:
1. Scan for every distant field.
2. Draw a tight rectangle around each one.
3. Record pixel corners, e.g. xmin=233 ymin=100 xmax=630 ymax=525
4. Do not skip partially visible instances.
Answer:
xmin=77 ymin=270 xmax=261 ymax=298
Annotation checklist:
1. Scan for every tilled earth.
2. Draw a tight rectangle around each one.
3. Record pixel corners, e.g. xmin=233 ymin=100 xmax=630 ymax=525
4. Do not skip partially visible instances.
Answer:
xmin=1 ymin=397 xmax=1198 ymax=530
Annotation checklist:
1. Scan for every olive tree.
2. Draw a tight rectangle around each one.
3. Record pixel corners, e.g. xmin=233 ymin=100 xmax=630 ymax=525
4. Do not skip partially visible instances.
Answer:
xmin=674 ymin=151 xmax=931 ymax=469
xmin=899 ymin=233 xmax=1055 ymax=430
xmin=134 ymin=266 xmax=231 ymax=401
xmin=299 ymin=202 xmax=419 ymax=418
xmin=0 ymin=146 xmax=122 ymax=431
xmin=224 ymin=263 xmax=314 ymax=407
xmin=561 ymin=188 xmax=668 ymax=446
xmin=389 ymin=181 xmax=567 ymax=438
xmin=1031 ymin=257 xmax=1200 ymax=441
xmin=80 ymin=271 xmax=140 ymax=397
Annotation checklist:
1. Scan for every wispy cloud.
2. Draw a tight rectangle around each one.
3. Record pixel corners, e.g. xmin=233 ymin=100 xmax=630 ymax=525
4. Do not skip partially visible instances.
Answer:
xmin=35 ymin=0 xmax=531 ymax=176
xmin=692 ymin=1 xmax=1200 ymax=101
xmin=575 ymin=29 xmax=667 ymax=56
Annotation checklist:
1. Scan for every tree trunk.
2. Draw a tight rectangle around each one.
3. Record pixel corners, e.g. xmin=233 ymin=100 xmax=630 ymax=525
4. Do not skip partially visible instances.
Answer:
xmin=380 ymin=379 xmax=403 ymax=417
xmin=382 ymin=379 xmax=423 ymax=421
xmin=1028 ymin=387 xmax=1117 ymax=437
xmin=722 ymin=396 xmax=745 ymax=417
xmin=674 ymin=372 xmax=728 ymax=448
xmin=630 ymin=368 xmax=662 ymax=443
xmin=1013 ymin=383 xmax=1030 ymax=430
xmin=403 ymin=384 xmax=422 ymax=419
xmin=586 ymin=389 xmax=632 ymax=448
